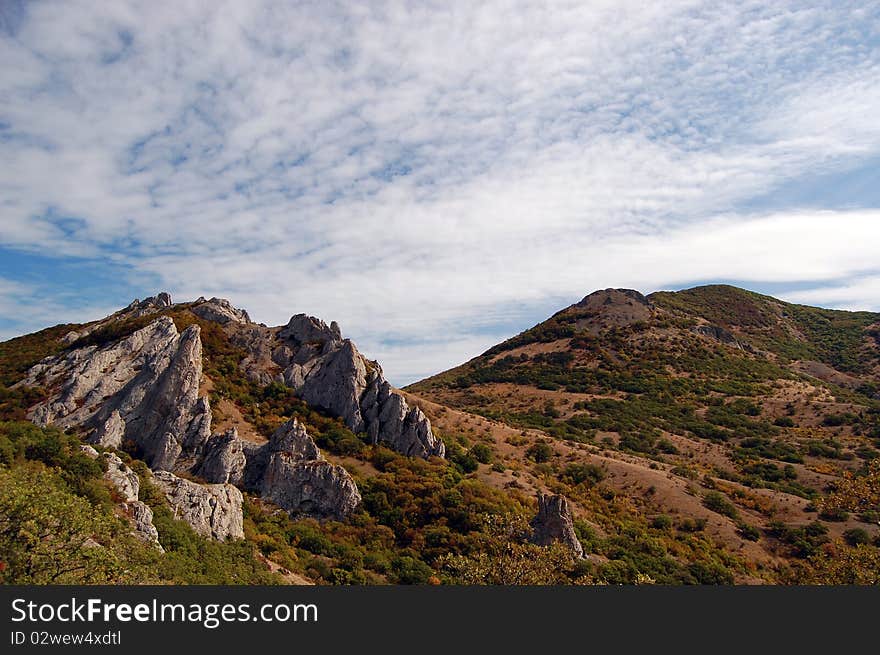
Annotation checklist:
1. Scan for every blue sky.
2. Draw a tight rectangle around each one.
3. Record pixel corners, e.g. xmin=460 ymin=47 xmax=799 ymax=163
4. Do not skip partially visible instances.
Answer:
xmin=1 ymin=1 xmax=879 ymax=385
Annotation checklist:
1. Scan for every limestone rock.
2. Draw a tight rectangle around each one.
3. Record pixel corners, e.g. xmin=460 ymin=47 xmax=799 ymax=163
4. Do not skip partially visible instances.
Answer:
xmin=102 ymin=452 xmax=140 ymax=503
xmin=89 ymin=410 xmax=125 ymax=449
xmin=267 ymin=418 xmax=323 ymax=462
xmin=191 ymin=297 xmax=251 ymax=325
xmin=261 ymin=456 xmax=361 ymax=521
xmin=279 ymin=314 xmax=341 ymax=345
xmin=24 ymin=316 xmax=212 ymax=472
xmin=530 ymin=493 xmax=584 ymax=558
xmin=197 ymin=428 xmax=247 ymax=485
xmin=199 ymin=418 xmax=361 ymax=520
xmin=249 ymin=419 xmax=360 ymax=519
xmin=128 ymin=501 xmax=163 ymax=550
xmin=79 ymin=444 xmax=161 ymax=550
xmin=152 ymin=470 xmax=244 ymax=541
xmin=361 ymin=378 xmax=445 ymax=458
xmin=79 ymin=445 xmax=139 ymax=503
xmin=213 ymin=307 xmax=443 ymax=460
xmin=691 ymin=324 xmax=743 ymax=349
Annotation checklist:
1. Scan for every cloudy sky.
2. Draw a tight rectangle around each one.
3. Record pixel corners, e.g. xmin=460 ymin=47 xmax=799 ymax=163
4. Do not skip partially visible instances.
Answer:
xmin=1 ymin=1 xmax=879 ymax=385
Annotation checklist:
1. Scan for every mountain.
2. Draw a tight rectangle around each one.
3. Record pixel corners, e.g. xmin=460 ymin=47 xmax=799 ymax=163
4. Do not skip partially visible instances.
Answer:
xmin=1 ymin=286 xmax=879 ymax=585
xmin=406 ymin=285 xmax=880 ymax=582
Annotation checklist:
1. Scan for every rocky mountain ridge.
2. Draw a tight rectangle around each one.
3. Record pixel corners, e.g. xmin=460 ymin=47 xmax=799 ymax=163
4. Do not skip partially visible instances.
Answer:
xmin=12 ymin=292 xmax=441 ymax=540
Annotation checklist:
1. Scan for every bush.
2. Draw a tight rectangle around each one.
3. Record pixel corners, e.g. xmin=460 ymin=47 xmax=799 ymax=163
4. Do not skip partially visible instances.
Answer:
xmin=773 ymin=416 xmax=795 ymax=427
xmin=392 ymin=556 xmax=434 ymax=584
xmin=561 ymin=462 xmax=605 ymax=487
xmin=470 ymin=443 xmax=493 ymax=464
xmin=703 ymin=491 xmax=739 ymax=519
xmin=651 ymin=515 xmax=673 ymax=530
xmin=736 ymin=522 xmax=761 ymax=541
xmin=818 ymin=507 xmax=849 ymax=522
xmin=843 ymin=528 xmax=872 ymax=547
xmin=526 ymin=442 xmax=553 ymax=463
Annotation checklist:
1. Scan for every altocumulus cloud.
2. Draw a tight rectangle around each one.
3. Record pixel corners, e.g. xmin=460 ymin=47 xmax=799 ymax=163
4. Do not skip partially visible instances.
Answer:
xmin=1 ymin=1 xmax=879 ymax=384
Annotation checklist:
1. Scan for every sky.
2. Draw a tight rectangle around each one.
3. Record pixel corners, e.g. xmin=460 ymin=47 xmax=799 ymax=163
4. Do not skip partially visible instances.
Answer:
xmin=1 ymin=1 xmax=879 ymax=385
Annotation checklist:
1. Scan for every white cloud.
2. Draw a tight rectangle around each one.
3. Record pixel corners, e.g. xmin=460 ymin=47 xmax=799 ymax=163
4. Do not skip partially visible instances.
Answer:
xmin=779 ymin=276 xmax=880 ymax=313
xmin=1 ymin=1 xmax=879 ymax=383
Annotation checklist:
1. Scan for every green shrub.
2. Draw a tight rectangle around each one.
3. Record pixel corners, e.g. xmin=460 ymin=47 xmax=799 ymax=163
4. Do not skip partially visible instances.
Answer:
xmin=843 ymin=528 xmax=871 ymax=547
xmin=703 ymin=491 xmax=739 ymax=519
xmin=736 ymin=522 xmax=761 ymax=541
xmin=470 ymin=443 xmax=493 ymax=464
xmin=651 ymin=515 xmax=673 ymax=530
xmin=526 ymin=442 xmax=553 ymax=463
xmin=561 ymin=462 xmax=605 ymax=487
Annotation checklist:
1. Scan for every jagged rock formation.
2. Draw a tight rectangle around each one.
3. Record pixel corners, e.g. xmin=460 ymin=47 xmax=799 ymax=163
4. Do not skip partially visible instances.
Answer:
xmin=101 ymin=451 xmax=140 ymax=503
xmin=125 ymin=292 xmax=174 ymax=317
xmin=61 ymin=292 xmax=173 ymax=345
xmin=230 ymin=313 xmax=445 ymax=459
xmin=257 ymin=419 xmax=361 ymax=520
xmin=152 ymin=470 xmax=244 ymax=541
xmin=20 ymin=293 xmax=427 ymax=529
xmin=192 ymin=297 xmax=251 ymax=325
xmin=200 ymin=418 xmax=361 ymax=520
xmin=197 ymin=428 xmax=247 ymax=485
xmin=23 ymin=316 xmax=212 ymax=471
xmin=127 ymin=501 xmax=161 ymax=548
xmin=691 ymin=324 xmax=743 ymax=349
xmin=91 ymin=410 xmax=125 ymax=449
xmin=79 ymin=445 xmax=162 ymax=550
xmin=530 ymin=493 xmax=584 ymax=558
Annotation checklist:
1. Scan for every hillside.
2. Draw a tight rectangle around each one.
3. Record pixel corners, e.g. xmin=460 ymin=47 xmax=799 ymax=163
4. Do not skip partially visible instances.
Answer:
xmin=2 ymin=286 xmax=879 ymax=585
xmin=406 ymin=285 xmax=880 ymax=582
xmin=0 ymin=294 xmax=583 ymax=585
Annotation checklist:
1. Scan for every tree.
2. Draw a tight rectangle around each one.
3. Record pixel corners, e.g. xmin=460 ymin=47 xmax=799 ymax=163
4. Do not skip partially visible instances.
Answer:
xmin=817 ymin=459 xmax=880 ymax=516
xmin=0 ymin=464 xmax=155 ymax=583
xmin=439 ymin=514 xmax=590 ymax=585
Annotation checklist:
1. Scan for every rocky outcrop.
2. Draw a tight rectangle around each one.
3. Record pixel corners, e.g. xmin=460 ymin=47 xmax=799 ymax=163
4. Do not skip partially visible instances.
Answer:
xmin=90 ymin=410 xmax=125 ymax=449
xmin=262 ymin=457 xmax=361 ymax=521
xmin=691 ymin=324 xmax=741 ymax=348
xmin=256 ymin=419 xmax=360 ymax=520
xmin=23 ymin=316 xmax=212 ymax=472
xmin=102 ymin=451 xmax=140 ymax=503
xmin=361 ymin=378 xmax=443 ymax=458
xmin=530 ymin=493 xmax=584 ymax=558
xmin=192 ymin=297 xmax=251 ymax=325
xmin=247 ymin=316 xmax=445 ymax=459
xmin=125 ymin=292 xmax=174 ymax=317
xmin=152 ymin=470 xmax=244 ymax=541
xmin=203 ymin=418 xmax=361 ymax=520
xmin=280 ymin=314 xmax=341 ymax=344
xmin=79 ymin=445 xmax=162 ymax=550
xmin=127 ymin=501 xmax=162 ymax=548
xmin=197 ymin=428 xmax=247 ymax=485
xmin=60 ymin=293 xmax=173 ymax=345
